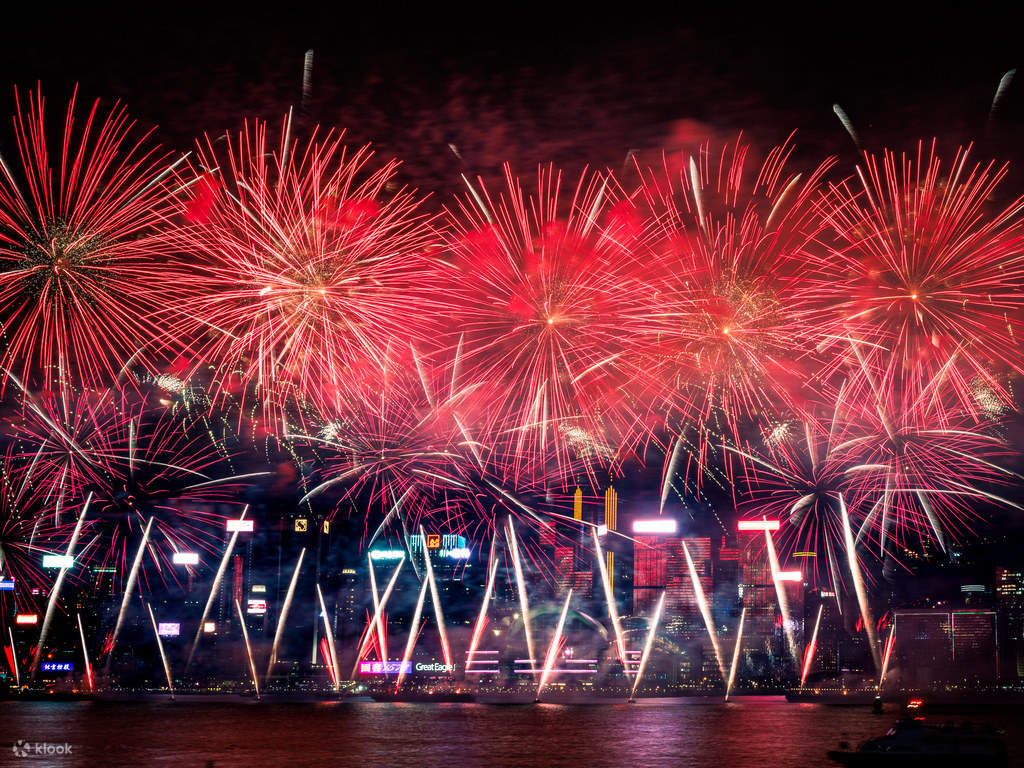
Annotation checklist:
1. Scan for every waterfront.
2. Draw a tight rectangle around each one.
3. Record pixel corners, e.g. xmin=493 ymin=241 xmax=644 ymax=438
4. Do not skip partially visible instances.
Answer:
xmin=2 ymin=697 xmax=1023 ymax=767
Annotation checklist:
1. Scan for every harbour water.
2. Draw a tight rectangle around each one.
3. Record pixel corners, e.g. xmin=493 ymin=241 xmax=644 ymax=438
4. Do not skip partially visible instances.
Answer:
xmin=2 ymin=696 xmax=1023 ymax=767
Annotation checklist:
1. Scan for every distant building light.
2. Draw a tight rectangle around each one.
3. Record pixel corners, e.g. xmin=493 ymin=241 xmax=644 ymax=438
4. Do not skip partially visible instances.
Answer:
xmin=960 ymin=584 xmax=986 ymax=593
xmin=776 ymin=571 xmax=802 ymax=582
xmin=447 ymin=548 xmax=471 ymax=560
xmin=632 ymin=519 xmax=677 ymax=534
xmin=226 ymin=519 xmax=254 ymax=532
xmin=341 ymin=569 xmax=357 ymax=575
xmin=172 ymin=552 xmax=199 ymax=565
xmin=794 ymin=551 xmax=816 ymax=557
xmin=203 ymin=622 xmax=216 ymax=633
xmin=0 ymin=579 xmax=14 ymax=591
xmin=737 ymin=520 xmax=780 ymax=532
xmin=820 ymin=590 xmax=836 ymax=598
xmin=42 ymin=555 xmax=74 ymax=569
xmin=252 ymin=584 xmax=267 ymax=593
xmin=369 ymin=549 xmax=405 ymax=561
xmin=15 ymin=614 xmax=38 ymax=625
xmin=596 ymin=525 xmax=608 ymax=537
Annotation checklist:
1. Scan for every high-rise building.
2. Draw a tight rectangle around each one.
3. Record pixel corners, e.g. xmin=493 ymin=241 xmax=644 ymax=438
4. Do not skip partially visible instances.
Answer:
xmin=892 ymin=608 xmax=998 ymax=687
xmin=738 ymin=531 xmax=776 ymax=662
xmin=996 ymin=567 xmax=1024 ymax=679
xmin=633 ymin=536 xmax=666 ymax=615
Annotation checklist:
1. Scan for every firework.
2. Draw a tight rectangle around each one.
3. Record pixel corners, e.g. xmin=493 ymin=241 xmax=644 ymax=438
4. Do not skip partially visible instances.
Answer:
xmin=0 ymin=86 xmax=179 ymax=395
xmin=811 ymin=142 xmax=1024 ymax=417
xmin=725 ymin=606 xmax=746 ymax=701
xmin=442 ymin=164 xmax=651 ymax=482
xmin=536 ymin=588 xmax=572 ymax=701
xmin=9 ymin=386 xmax=249 ymax=591
xmin=632 ymin=138 xmax=834 ymax=484
xmin=162 ymin=117 xmax=440 ymax=423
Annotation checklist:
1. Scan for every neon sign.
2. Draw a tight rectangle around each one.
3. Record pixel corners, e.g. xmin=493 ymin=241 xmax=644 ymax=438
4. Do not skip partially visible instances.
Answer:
xmin=632 ymin=519 xmax=677 ymax=534
xmin=157 ymin=623 xmax=180 ymax=637
xmin=42 ymin=555 xmax=74 ymax=569
xmin=172 ymin=552 xmax=199 ymax=565
xmin=40 ymin=662 xmax=73 ymax=672
xmin=737 ymin=520 xmax=780 ymax=532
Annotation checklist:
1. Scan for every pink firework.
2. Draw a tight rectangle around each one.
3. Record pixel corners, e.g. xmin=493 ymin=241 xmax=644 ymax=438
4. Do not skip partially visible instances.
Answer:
xmin=0 ymin=447 xmax=85 ymax=614
xmin=632 ymin=137 xmax=834 ymax=484
xmin=811 ymin=141 xmax=1024 ymax=417
xmin=836 ymin=380 xmax=1016 ymax=557
xmin=7 ymin=385 xmax=248 ymax=591
xmin=296 ymin=346 xmax=564 ymax=542
xmin=162 ymin=117 xmax=441 ymax=426
xmin=0 ymin=85 xmax=177 ymax=396
xmin=441 ymin=164 xmax=651 ymax=484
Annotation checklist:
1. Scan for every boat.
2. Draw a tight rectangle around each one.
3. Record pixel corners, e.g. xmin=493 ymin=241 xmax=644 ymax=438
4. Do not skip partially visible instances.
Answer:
xmin=828 ymin=718 xmax=1008 ymax=767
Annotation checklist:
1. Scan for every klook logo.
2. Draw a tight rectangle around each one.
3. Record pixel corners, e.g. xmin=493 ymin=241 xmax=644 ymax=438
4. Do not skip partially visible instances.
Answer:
xmin=11 ymin=740 xmax=73 ymax=758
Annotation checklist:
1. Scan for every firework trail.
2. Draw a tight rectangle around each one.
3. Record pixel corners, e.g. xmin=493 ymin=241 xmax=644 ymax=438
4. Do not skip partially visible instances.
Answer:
xmin=507 ymin=517 xmax=536 ymax=670
xmin=801 ymin=604 xmax=823 ymax=688
xmin=7 ymin=625 xmax=20 ymax=688
xmin=466 ymin=535 xmax=499 ymax=672
xmin=234 ymin=598 xmax=260 ymax=699
xmin=841 ymin=495 xmax=881 ymax=670
xmin=0 ymin=85 xmax=180 ymax=396
xmin=420 ymin=525 xmax=452 ymax=668
xmin=629 ymin=591 xmax=666 ymax=701
xmin=162 ymin=117 xmax=440 ymax=423
xmin=536 ymin=588 xmax=573 ymax=701
xmin=682 ymin=539 xmax=726 ymax=681
xmin=396 ymin=578 xmax=429 ymax=692
xmin=879 ymin=622 xmax=896 ymax=691
xmin=764 ymin=529 xmax=800 ymax=665
xmin=267 ymin=548 xmax=305 ymax=682
xmin=725 ymin=607 xmax=746 ymax=701
xmin=104 ymin=516 xmax=152 ymax=668
xmin=592 ymin=528 xmax=627 ymax=667
xmin=352 ymin=557 xmax=404 ymax=676
xmin=31 ymin=492 xmax=90 ymax=680
xmin=187 ymin=505 xmax=247 ymax=671
xmin=315 ymin=584 xmax=339 ymax=693
xmin=76 ymin=612 xmax=93 ymax=692
xmin=146 ymin=602 xmax=174 ymax=699
xmin=368 ymin=556 xmax=390 ymax=664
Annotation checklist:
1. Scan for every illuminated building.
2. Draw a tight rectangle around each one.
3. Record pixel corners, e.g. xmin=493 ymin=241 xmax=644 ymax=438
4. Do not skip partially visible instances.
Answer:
xmin=996 ymin=567 xmax=1024 ymax=679
xmin=738 ymin=530 xmax=776 ymax=664
xmin=893 ymin=609 xmax=998 ymax=687
xmin=633 ymin=535 xmax=667 ymax=615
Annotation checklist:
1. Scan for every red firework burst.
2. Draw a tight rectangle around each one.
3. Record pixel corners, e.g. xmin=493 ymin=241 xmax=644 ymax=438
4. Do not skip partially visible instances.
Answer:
xmin=811 ymin=141 xmax=1024 ymax=417
xmin=161 ymin=117 xmax=441 ymax=426
xmin=631 ymin=137 xmax=834 ymax=483
xmin=441 ymin=164 xmax=651 ymax=483
xmin=0 ymin=85 xmax=177 ymax=396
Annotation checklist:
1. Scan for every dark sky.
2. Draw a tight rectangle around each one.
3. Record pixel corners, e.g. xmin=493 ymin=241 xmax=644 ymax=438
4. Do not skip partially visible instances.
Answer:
xmin=1 ymin=4 xmax=1021 ymax=195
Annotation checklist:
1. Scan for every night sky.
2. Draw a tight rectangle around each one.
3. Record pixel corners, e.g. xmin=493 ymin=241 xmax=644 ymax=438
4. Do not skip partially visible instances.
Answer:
xmin=1 ymin=4 xmax=1022 ymax=195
